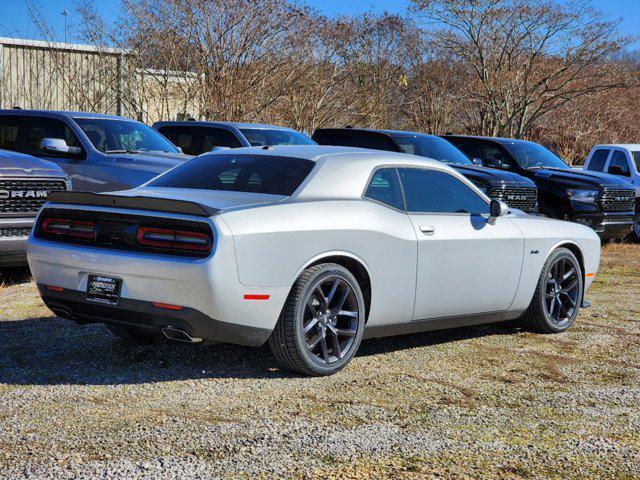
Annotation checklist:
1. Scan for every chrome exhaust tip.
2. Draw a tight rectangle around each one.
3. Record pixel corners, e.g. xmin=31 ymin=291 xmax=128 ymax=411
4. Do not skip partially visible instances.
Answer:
xmin=161 ymin=326 xmax=203 ymax=343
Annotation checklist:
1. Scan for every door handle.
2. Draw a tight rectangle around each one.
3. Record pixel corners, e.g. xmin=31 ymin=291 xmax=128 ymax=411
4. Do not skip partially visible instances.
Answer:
xmin=419 ymin=225 xmax=435 ymax=235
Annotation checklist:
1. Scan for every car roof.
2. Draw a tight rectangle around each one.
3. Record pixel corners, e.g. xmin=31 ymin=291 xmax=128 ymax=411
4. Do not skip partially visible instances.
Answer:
xmin=0 ymin=109 xmax=137 ymax=121
xmin=200 ymin=144 xmax=445 ymax=166
xmin=154 ymin=120 xmax=300 ymax=131
xmin=315 ymin=127 xmax=437 ymax=138
xmin=591 ymin=144 xmax=640 ymax=150
xmin=443 ymin=134 xmax=535 ymax=146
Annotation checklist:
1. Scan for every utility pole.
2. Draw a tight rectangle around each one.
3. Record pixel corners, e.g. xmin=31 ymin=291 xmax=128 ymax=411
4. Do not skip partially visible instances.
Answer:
xmin=61 ymin=10 xmax=70 ymax=43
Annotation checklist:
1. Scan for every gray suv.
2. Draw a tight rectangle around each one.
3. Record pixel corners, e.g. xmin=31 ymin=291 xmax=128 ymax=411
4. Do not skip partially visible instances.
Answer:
xmin=0 ymin=149 xmax=69 ymax=266
xmin=0 ymin=110 xmax=189 ymax=192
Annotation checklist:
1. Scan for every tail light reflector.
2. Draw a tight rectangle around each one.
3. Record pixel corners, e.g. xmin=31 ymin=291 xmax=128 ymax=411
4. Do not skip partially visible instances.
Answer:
xmin=41 ymin=217 xmax=96 ymax=240
xmin=152 ymin=302 xmax=183 ymax=310
xmin=137 ymin=227 xmax=211 ymax=253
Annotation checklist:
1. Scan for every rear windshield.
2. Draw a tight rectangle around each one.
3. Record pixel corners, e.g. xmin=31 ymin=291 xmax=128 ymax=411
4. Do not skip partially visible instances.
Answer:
xmin=149 ymin=154 xmax=315 ymax=196
xmin=239 ymin=128 xmax=315 ymax=147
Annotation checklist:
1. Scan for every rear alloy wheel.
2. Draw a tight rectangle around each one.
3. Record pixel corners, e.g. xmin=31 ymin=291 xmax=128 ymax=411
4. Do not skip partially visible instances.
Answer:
xmin=521 ymin=247 xmax=583 ymax=333
xmin=269 ymin=263 xmax=366 ymax=376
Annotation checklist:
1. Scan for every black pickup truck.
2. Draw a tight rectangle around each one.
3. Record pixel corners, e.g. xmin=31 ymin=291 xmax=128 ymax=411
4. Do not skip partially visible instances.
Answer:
xmin=442 ymin=135 xmax=636 ymax=240
xmin=312 ymin=128 xmax=539 ymax=214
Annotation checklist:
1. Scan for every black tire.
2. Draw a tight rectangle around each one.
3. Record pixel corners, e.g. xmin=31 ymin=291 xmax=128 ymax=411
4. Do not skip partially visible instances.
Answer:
xmin=106 ymin=323 xmax=162 ymax=344
xmin=268 ymin=263 xmax=366 ymax=376
xmin=627 ymin=214 xmax=640 ymax=242
xmin=520 ymin=247 xmax=583 ymax=333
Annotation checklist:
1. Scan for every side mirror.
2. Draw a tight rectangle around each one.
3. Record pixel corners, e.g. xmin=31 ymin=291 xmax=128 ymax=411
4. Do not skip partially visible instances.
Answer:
xmin=608 ymin=165 xmax=629 ymax=176
xmin=41 ymin=138 xmax=81 ymax=155
xmin=471 ymin=157 xmax=483 ymax=166
xmin=489 ymin=199 xmax=509 ymax=218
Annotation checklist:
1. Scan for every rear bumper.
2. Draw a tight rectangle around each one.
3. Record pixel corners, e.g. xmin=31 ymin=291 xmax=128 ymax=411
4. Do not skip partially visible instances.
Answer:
xmin=39 ymin=285 xmax=271 ymax=346
xmin=0 ymin=218 xmax=35 ymax=266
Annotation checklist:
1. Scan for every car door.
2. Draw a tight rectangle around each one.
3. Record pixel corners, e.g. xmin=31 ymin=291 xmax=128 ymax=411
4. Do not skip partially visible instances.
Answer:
xmin=398 ymin=167 xmax=525 ymax=320
xmin=17 ymin=115 xmax=87 ymax=187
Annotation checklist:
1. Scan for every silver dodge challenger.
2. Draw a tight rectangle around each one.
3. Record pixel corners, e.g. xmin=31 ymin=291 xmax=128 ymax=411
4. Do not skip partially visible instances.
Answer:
xmin=27 ymin=146 xmax=601 ymax=376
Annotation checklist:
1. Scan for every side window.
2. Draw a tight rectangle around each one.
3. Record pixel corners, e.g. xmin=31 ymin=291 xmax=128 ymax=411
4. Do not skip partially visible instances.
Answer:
xmin=447 ymin=139 xmax=479 ymax=160
xmin=22 ymin=117 xmax=83 ymax=158
xmin=483 ymin=146 xmax=511 ymax=169
xmin=608 ymin=150 xmax=631 ymax=176
xmin=201 ymin=128 xmax=243 ymax=150
xmin=399 ymin=168 xmax=489 ymax=215
xmin=632 ymin=152 xmax=640 ymax=173
xmin=364 ymin=168 xmax=404 ymax=210
xmin=351 ymin=132 xmax=398 ymax=151
xmin=587 ymin=149 xmax=609 ymax=172
xmin=0 ymin=118 xmax=20 ymax=151
xmin=157 ymin=126 xmax=198 ymax=155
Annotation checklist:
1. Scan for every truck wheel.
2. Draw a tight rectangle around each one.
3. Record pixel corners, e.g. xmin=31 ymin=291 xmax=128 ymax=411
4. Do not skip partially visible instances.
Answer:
xmin=106 ymin=323 xmax=162 ymax=344
xmin=520 ymin=248 xmax=583 ymax=333
xmin=269 ymin=263 xmax=366 ymax=376
xmin=627 ymin=214 xmax=640 ymax=242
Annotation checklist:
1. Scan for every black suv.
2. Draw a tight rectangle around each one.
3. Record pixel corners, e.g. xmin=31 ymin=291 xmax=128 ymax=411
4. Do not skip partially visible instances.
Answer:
xmin=443 ymin=135 xmax=636 ymax=239
xmin=312 ymin=128 xmax=539 ymax=214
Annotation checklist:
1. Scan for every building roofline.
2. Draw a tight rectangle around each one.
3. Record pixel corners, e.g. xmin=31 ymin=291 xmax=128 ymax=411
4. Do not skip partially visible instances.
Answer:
xmin=0 ymin=36 xmax=127 ymax=55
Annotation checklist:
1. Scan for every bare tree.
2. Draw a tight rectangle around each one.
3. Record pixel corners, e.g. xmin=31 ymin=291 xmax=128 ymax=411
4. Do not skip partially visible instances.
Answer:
xmin=412 ymin=0 xmax=633 ymax=138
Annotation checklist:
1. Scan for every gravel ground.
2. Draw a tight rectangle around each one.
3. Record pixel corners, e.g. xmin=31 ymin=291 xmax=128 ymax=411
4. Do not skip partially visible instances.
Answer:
xmin=0 ymin=244 xmax=639 ymax=479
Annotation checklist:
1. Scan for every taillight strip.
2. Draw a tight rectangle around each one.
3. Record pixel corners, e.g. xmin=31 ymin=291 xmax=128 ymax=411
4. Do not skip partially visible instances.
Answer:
xmin=41 ymin=217 xmax=97 ymax=240
xmin=137 ymin=226 xmax=211 ymax=253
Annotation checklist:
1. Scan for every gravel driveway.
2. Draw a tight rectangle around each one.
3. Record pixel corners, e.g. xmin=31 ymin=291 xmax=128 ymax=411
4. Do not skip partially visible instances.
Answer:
xmin=0 ymin=244 xmax=638 ymax=479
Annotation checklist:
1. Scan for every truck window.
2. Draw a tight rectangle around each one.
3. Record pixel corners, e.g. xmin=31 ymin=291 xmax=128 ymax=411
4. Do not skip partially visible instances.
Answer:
xmin=632 ymin=152 xmax=640 ymax=173
xmin=201 ymin=128 xmax=243 ymax=150
xmin=157 ymin=126 xmax=242 ymax=155
xmin=313 ymin=130 xmax=399 ymax=151
xmin=608 ymin=151 xmax=631 ymax=176
xmin=587 ymin=149 xmax=609 ymax=172
xmin=0 ymin=119 xmax=19 ymax=151
xmin=1 ymin=116 xmax=83 ymax=158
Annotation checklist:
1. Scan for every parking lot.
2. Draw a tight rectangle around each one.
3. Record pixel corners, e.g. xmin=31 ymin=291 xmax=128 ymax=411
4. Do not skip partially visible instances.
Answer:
xmin=0 ymin=243 xmax=637 ymax=479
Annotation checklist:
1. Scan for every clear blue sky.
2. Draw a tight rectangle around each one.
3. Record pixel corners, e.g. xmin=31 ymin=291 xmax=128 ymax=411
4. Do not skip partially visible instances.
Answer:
xmin=1 ymin=0 xmax=638 ymax=47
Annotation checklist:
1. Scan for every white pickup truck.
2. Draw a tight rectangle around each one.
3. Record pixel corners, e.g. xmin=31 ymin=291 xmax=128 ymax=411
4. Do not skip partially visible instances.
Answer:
xmin=584 ymin=145 xmax=640 ymax=240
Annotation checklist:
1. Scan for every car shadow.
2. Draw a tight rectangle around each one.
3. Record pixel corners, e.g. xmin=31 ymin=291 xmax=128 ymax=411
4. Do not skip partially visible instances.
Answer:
xmin=0 ymin=266 xmax=32 ymax=287
xmin=0 ymin=314 xmax=522 ymax=386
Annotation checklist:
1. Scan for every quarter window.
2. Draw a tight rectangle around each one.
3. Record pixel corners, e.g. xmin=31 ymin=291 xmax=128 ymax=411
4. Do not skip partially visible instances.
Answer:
xmin=399 ymin=168 xmax=489 ymax=215
xmin=587 ymin=149 xmax=609 ymax=172
xmin=364 ymin=168 xmax=404 ymax=210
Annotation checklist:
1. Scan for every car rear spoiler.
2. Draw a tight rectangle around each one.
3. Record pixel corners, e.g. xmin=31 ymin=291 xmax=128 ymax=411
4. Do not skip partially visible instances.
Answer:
xmin=46 ymin=191 xmax=219 ymax=217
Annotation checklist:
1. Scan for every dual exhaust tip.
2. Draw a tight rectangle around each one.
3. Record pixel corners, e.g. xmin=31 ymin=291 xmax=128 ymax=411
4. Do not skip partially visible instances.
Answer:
xmin=161 ymin=326 xmax=203 ymax=344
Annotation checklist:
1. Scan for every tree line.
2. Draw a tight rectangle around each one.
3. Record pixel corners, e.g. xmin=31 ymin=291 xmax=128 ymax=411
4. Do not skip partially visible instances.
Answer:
xmin=30 ymin=0 xmax=640 ymax=163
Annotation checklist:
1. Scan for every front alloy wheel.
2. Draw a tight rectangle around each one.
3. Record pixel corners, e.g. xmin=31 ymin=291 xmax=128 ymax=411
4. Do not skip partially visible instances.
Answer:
xmin=269 ymin=263 xmax=366 ymax=376
xmin=521 ymin=247 xmax=583 ymax=333
xmin=544 ymin=256 xmax=580 ymax=326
